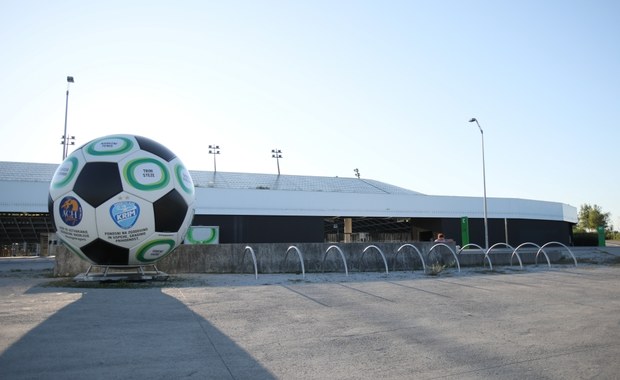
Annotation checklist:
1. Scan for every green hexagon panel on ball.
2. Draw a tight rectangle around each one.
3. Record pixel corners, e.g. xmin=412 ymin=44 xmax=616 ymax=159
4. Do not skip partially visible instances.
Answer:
xmin=48 ymin=134 xmax=195 ymax=266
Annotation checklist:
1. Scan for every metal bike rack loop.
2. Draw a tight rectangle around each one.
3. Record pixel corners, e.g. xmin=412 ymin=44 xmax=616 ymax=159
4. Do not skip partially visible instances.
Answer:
xmin=395 ymin=244 xmax=426 ymax=273
xmin=322 ymin=245 xmax=348 ymax=276
xmin=241 ymin=246 xmax=258 ymax=279
xmin=538 ymin=241 xmax=578 ymax=267
xmin=360 ymin=245 xmax=389 ymax=274
xmin=513 ymin=242 xmax=550 ymax=268
xmin=487 ymin=242 xmax=522 ymax=270
xmin=457 ymin=243 xmax=492 ymax=270
xmin=428 ymin=243 xmax=460 ymax=273
xmin=283 ymin=245 xmax=306 ymax=278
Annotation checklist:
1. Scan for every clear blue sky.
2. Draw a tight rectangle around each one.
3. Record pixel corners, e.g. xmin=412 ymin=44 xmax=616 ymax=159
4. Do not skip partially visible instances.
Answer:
xmin=1 ymin=1 xmax=619 ymax=228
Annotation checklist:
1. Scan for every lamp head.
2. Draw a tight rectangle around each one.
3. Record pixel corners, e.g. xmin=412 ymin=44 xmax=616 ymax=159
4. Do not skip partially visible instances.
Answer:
xmin=67 ymin=76 xmax=74 ymax=83
xmin=469 ymin=118 xmax=477 ymax=123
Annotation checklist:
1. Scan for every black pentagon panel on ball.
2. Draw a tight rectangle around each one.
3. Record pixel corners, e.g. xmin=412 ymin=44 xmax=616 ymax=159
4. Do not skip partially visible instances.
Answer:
xmin=73 ymin=162 xmax=123 ymax=208
xmin=81 ymin=238 xmax=130 ymax=265
xmin=134 ymin=135 xmax=176 ymax=162
xmin=153 ymin=189 xmax=189 ymax=232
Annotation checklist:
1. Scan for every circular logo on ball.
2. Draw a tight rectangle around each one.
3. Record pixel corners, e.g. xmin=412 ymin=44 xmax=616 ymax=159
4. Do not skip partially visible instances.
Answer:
xmin=51 ymin=156 xmax=79 ymax=189
xmin=175 ymin=164 xmax=194 ymax=195
xmin=59 ymin=196 xmax=83 ymax=226
xmin=109 ymin=201 xmax=140 ymax=229
xmin=124 ymin=158 xmax=170 ymax=191
xmin=86 ymin=136 xmax=134 ymax=156
xmin=135 ymin=239 xmax=175 ymax=262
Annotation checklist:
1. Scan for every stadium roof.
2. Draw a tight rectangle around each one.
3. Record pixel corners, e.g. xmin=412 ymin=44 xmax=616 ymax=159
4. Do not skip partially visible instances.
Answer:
xmin=190 ymin=171 xmax=424 ymax=195
xmin=0 ymin=161 xmax=58 ymax=182
xmin=0 ymin=161 xmax=423 ymax=196
xmin=0 ymin=161 xmax=578 ymax=232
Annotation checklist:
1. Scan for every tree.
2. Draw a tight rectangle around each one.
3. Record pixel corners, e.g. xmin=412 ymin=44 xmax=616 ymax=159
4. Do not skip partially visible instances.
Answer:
xmin=577 ymin=203 xmax=610 ymax=231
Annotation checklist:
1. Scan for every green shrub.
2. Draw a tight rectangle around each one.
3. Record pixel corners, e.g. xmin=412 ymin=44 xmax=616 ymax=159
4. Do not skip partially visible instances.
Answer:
xmin=572 ymin=232 xmax=598 ymax=246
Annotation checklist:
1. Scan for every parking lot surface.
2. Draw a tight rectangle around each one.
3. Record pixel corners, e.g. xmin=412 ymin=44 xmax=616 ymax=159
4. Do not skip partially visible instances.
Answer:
xmin=0 ymin=257 xmax=619 ymax=379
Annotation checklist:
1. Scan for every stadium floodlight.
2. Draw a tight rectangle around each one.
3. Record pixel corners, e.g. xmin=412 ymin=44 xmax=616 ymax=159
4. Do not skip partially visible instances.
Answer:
xmin=469 ymin=117 xmax=489 ymax=249
xmin=208 ymin=145 xmax=220 ymax=172
xmin=61 ymin=76 xmax=75 ymax=160
xmin=271 ymin=149 xmax=282 ymax=175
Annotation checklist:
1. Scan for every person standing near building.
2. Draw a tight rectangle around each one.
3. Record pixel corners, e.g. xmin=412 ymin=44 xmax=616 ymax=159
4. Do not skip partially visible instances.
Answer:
xmin=435 ymin=233 xmax=454 ymax=243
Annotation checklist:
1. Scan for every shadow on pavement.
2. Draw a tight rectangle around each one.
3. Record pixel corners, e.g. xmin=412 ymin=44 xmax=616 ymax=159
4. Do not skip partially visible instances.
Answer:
xmin=0 ymin=283 xmax=276 ymax=379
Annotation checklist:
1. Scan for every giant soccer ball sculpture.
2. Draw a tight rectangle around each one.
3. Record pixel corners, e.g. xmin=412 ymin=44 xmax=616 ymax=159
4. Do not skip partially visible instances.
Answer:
xmin=48 ymin=134 xmax=195 ymax=267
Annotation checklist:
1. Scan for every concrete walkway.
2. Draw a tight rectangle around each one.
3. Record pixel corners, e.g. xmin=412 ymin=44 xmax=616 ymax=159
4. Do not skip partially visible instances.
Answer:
xmin=0 ymin=257 xmax=619 ymax=379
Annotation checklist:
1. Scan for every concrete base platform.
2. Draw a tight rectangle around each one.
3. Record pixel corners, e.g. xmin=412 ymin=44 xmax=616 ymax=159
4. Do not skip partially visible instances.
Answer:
xmin=1 ymin=259 xmax=619 ymax=379
xmin=73 ymin=265 xmax=169 ymax=282
xmin=73 ymin=272 xmax=170 ymax=282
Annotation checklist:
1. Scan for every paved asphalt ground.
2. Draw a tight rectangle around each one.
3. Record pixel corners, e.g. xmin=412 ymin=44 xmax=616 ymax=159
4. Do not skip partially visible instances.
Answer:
xmin=0 ymin=252 xmax=619 ymax=380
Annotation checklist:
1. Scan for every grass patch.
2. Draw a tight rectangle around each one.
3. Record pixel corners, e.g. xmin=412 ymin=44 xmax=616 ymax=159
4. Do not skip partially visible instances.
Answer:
xmin=427 ymin=263 xmax=446 ymax=276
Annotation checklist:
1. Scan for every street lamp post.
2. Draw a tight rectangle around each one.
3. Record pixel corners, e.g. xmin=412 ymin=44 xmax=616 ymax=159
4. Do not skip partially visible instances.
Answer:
xmin=271 ymin=149 xmax=282 ymax=175
xmin=208 ymin=145 xmax=220 ymax=172
xmin=469 ymin=117 xmax=489 ymax=249
xmin=61 ymin=76 xmax=75 ymax=160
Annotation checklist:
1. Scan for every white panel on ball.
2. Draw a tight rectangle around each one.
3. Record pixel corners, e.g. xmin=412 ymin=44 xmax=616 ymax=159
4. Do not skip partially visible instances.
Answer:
xmin=128 ymin=233 xmax=178 ymax=265
xmin=170 ymin=157 xmax=195 ymax=205
xmin=49 ymin=150 xmax=86 ymax=201
xmin=95 ymin=193 xmax=156 ymax=249
xmin=119 ymin=151 xmax=175 ymax=202
xmin=82 ymin=135 xmax=141 ymax=163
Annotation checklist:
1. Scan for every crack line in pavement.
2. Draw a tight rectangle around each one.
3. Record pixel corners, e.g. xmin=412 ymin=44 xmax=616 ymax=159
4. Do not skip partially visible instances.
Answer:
xmin=427 ymin=341 xmax=620 ymax=379
xmin=547 ymin=268 xmax=617 ymax=280
xmin=327 ymin=325 xmax=423 ymax=339
xmin=280 ymin=285 xmax=331 ymax=307
xmin=386 ymin=281 xmax=452 ymax=298
xmin=516 ymin=275 xmax=578 ymax=286
xmin=476 ymin=277 xmax=540 ymax=288
xmin=337 ymin=283 xmax=395 ymax=302
xmin=434 ymin=279 xmax=492 ymax=291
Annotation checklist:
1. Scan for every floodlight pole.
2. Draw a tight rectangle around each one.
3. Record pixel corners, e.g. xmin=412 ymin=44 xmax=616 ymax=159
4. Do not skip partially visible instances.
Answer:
xmin=62 ymin=76 xmax=75 ymax=160
xmin=271 ymin=149 xmax=282 ymax=175
xmin=469 ymin=117 xmax=489 ymax=249
xmin=208 ymin=145 xmax=220 ymax=172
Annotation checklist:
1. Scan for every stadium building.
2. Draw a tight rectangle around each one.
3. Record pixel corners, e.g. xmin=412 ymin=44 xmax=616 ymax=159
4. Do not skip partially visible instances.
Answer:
xmin=0 ymin=161 xmax=577 ymax=255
